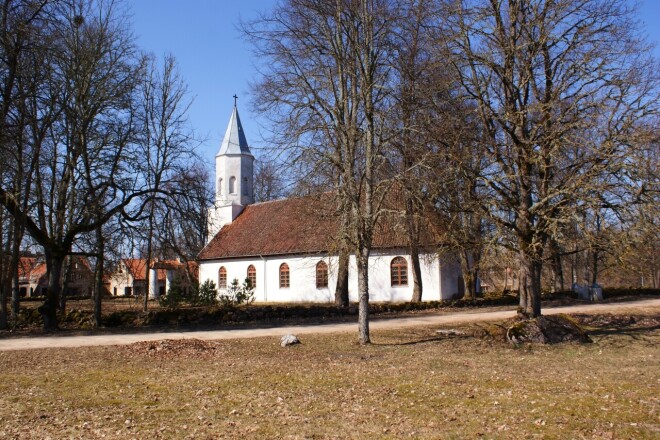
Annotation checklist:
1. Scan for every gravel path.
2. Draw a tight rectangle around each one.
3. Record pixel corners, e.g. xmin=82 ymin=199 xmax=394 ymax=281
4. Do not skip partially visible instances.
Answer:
xmin=1 ymin=298 xmax=658 ymax=351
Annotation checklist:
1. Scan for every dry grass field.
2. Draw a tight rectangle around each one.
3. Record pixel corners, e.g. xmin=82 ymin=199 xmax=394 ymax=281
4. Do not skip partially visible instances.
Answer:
xmin=0 ymin=309 xmax=658 ymax=439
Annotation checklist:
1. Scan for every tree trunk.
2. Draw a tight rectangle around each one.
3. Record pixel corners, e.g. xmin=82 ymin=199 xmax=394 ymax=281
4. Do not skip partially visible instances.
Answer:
xmin=143 ymin=207 xmax=156 ymax=312
xmin=356 ymin=248 xmax=370 ymax=344
xmin=93 ymin=227 xmax=104 ymax=327
xmin=0 ymin=288 xmax=7 ymax=330
xmin=410 ymin=248 xmax=423 ymax=302
xmin=548 ymin=239 xmax=564 ymax=292
xmin=59 ymin=257 xmax=70 ymax=313
xmin=334 ymin=208 xmax=350 ymax=307
xmin=10 ymin=222 xmax=21 ymax=318
xmin=0 ymin=214 xmax=8 ymax=330
xmin=459 ymin=250 xmax=477 ymax=300
xmin=335 ymin=250 xmax=349 ymax=307
xmin=0 ymin=272 xmax=7 ymax=330
xmin=518 ymin=251 xmax=542 ymax=318
xmin=39 ymin=253 xmax=64 ymax=331
xmin=406 ymin=202 xmax=423 ymax=302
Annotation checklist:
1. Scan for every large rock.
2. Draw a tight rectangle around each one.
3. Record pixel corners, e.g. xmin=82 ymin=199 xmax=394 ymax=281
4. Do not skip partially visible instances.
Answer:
xmin=280 ymin=334 xmax=301 ymax=347
xmin=507 ymin=315 xmax=592 ymax=345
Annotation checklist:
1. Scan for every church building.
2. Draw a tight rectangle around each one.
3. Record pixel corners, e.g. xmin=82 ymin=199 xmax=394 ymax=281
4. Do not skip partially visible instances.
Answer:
xmin=197 ymin=104 xmax=463 ymax=303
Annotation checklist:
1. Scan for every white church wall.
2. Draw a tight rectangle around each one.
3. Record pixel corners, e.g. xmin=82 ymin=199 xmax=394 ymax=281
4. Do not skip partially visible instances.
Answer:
xmin=199 ymin=255 xmax=337 ymax=303
xmin=346 ymin=250 xmax=443 ymax=302
xmin=199 ymin=249 xmax=458 ymax=303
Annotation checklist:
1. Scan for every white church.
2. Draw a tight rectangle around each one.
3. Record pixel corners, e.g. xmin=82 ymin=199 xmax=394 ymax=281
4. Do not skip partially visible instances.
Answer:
xmin=197 ymin=104 xmax=463 ymax=303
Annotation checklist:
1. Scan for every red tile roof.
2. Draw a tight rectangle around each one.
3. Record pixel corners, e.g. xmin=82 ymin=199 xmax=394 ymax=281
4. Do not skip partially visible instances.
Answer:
xmin=199 ymin=193 xmax=444 ymax=260
xmin=18 ymin=257 xmax=38 ymax=280
xmin=123 ymin=258 xmax=198 ymax=281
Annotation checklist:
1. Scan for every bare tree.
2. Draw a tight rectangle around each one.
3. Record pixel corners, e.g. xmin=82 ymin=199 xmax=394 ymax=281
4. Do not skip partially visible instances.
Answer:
xmin=133 ymin=53 xmax=194 ymax=311
xmin=245 ymin=0 xmax=395 ymax=343
xmin=441 ymin=0 xmax=659 ymax=316
xmin=253 ymin=159 xmax=286 ymax=202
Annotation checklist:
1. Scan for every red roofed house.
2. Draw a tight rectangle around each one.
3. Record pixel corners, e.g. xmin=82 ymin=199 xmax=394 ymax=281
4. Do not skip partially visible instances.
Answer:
xmin=18 ymin=256 xmax=94 ymax=297
xmin=198 ymin=104 xmax=462 ymax=303
xmin=108 ymin=258 xmax=198 ymax=298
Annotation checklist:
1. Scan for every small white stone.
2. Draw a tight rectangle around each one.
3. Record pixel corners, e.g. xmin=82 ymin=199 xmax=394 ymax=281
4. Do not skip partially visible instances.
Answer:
xmin=280 ymin=334 xmax=301 ymax=347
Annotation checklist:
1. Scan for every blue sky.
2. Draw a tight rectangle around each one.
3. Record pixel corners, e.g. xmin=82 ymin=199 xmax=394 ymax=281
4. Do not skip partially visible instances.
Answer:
xmin=131 ymin=0 xmax=660 ymax=166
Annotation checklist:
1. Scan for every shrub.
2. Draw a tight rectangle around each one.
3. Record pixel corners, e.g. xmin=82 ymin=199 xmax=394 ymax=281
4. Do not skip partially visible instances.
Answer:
xmin=219 ymin=278 xmax=255 ymax=306
xmin=195 ymin=280 xmax=218 ymax=306
xmin=159 ymin=278 xmax=184 ymax=309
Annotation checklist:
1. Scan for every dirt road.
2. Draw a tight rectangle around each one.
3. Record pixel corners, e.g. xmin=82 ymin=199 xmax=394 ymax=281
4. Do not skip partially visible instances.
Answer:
xmin=1 ymin=298 xmax=658 ymax=351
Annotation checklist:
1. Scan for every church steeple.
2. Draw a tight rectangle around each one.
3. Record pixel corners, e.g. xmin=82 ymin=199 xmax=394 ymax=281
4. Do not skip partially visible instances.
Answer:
xmin=217 ymin=98 xmax=251 ymax=156
xmin=207 ymin=99 xmax=255 ymax=242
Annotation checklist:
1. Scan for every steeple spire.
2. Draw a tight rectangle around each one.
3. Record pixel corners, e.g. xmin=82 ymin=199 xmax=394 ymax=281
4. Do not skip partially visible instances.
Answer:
xmin=217 ymin=97 xmax=251 ymax=156
xmin=207 ymin=99 xmax=256 ymax=242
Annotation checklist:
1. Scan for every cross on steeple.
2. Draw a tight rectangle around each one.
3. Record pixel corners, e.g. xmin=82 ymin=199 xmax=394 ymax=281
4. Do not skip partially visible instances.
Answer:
xmin=233 ymin=94 xmax=238 ymax=107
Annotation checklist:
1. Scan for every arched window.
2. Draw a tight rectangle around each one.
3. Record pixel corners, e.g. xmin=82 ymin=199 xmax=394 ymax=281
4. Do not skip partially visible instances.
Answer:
xmin=279 ymin=263 xmax=290 ymax=288
xmin=229 ymin=176 xmax=236 ymax=194
xmin=242 ymin=177 xmax=249 ymax=196
xmin=316 ymin=261 xmax=328 ymax=288
xmin=217 ymin=178 xmax=223 ymax=195
xmin=247 ymin=265 xmax=256 ymax=288
xmin=390 ymin=257 xmax=408 ymax=286
xmin=218 ymin=266 xmax=227 ymax=289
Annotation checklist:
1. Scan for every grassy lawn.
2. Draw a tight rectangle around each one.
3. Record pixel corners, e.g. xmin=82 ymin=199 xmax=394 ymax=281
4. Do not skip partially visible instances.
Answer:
xmin=0 ymin=311 xmax=658 ymax=439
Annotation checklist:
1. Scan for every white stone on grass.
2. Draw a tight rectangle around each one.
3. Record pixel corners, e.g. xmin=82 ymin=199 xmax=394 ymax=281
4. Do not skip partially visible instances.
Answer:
xmin=280 ymin=334 xmax=301 ymax=347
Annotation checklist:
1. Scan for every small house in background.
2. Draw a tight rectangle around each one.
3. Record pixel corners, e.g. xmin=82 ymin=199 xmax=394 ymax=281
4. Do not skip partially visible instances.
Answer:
xmin=18 ymin=255 xmax=94 ymax=297
xmin=108 ymin=258 xmax=198 ymax=298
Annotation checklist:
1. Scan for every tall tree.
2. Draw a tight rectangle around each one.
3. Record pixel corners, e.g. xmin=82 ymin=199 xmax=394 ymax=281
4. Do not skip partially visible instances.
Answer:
xmin=245 ymin=0 xmax=395 ymax=343
xmin=135 ymin=53 xmax=194 ymax=311
xmin=442 ymin=0 xmax=659 ymax=316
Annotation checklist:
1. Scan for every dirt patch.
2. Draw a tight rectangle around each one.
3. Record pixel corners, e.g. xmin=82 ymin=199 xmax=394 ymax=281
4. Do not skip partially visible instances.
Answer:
xmin=123 ymin=338 xmax=221 ymax=359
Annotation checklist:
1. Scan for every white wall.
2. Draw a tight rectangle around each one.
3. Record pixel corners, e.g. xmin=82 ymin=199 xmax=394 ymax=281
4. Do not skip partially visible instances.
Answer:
xmin=199 ymin=249 xmax=461 ymax=303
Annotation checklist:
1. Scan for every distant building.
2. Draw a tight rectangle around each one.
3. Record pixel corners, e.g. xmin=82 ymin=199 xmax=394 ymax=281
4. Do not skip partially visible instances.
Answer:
xmin=18 ymin=256 xmax=94 ymax=297
xmin=107 ymin=258 xmax=198 ymax=298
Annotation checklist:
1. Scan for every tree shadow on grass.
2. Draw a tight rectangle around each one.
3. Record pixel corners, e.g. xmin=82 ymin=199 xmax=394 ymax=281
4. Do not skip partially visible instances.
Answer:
xmin=372 ymin=333 xmax=474 ymax=347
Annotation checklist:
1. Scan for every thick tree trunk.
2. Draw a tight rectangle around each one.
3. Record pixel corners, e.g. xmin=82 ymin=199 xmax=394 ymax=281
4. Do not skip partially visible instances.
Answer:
xmin=410 ymin=248 xmax=423 ymax=302
xmin=334 ymin=207 xmax=350 ymax=307
xmin=356 ymin=248 xmax=370 ymax=344
xmin=39 ymin=253 xmax=63 ymax=331
xmin=335 ymin=250 xmax=349 ymax=307
xmin=405 ymin=192 xmax=423 ymax=302
xmin=459 ymin=250 xmax=478 ymax=300
xmin=518 ymin=251 xmax=542 ymax=318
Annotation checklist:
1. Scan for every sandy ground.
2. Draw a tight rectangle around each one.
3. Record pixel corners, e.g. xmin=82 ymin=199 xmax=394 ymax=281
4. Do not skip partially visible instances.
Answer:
xmin=1 ymin=298 xmax=658 ymax=351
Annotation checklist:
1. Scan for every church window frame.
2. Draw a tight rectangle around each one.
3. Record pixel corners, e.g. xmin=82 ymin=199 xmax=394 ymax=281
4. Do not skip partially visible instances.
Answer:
xmin=229 ymin=176 xmax=236 ymax=194
xmin=247 ymin=265 xmax=256 ymax=288
xmin=242 ymin=177 xmax=249 ymax=196
xmin=279 ymin=263 xmax=290 ymax=288
xmin=218 ymin=266 xmax=227 ymax=289
xmin=316 ymin=261 xmax=328 ymax=288
xmin=217 ymin=178 xmax=223 ymax=195
xmin=390 ymin=257 xmax=408 ymax=287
